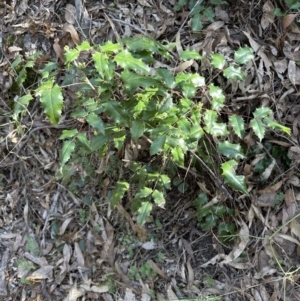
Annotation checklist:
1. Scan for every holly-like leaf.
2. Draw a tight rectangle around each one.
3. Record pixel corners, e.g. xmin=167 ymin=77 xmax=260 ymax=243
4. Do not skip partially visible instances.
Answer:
xmin=114 ymin=49 xmax=150 ymax=74
xmin=263 ymin=117 xmax=291 ymax=135
xmin=76 ymin=133 xmax=91 ymax=152
xmin=137 ymin=201 xmax=152 ymax=225
xmin=135 ymin=187 xmax=153 ymax=199
xmin=191 ymin=13 xmax=203 ymax=31
xmin=152 ymin=190 xmax=165 ymax=207
xmin=217 ymin=141 xmax=245 ymax=159
xmin=121 ymin=36 xmax=161 ymax=53
xmin=201 ymin=215 xmax=218 ymax=231
xmin=180 ymin=50 xmax=202 ymax=61
xmin=211 ymin=53 xmax=226 ymax=69
xmin=150 ymin=136 xmax=166 ymax=155
xmin=208 ymin=84 xmax=225 ymax=110
xmin=103 ymin=101 xmax=129 ymax=125
xmin=64 ymin=48 xmax=79 ymax=65
xmin=234 ymin=47 xmax=254 ymax=64
xmin=223 ymin=65 xmax=246 ymax=80
xmin=100 ymin=41 xmax=122 ymax=53
xmin=221 ymin=160 xmax=248 ymax=194
xmin=171 ymin=145 xmax=184 ymax=166
xmin=229 ymin=115 xmax=245 ymax=138
xmin=61 ymin=140 xmax=75 ymax=166
xmin=253 ymin=107 xmax=272 ymax=119
xmin=203 ymin=110 xmax=217 ymax=131
xmin=92 ymin=52 xmax=114 ymax=80
xmin=59 ymin=129 xmax=78 ymax=139
xmin=76 ymin=41 xmax=91 ymax=51
xmin=157 ymin=68 xmax=175 ymax=88
xmin=250 ymin=119 xmax=265 ymax=141
xmin=13 ymin=93 xmax=33 ymax=119
xmin=131 ymin=120 xmax=145 ymax=142
xmin=87 ymin=112 xmax=105 ymax=134
xmin=110 ymin=181 xmax=129 ymax=209
xmin=203 ymin=7 xmax=215 ymax=22
xmin=35 ymin=79 xmax=63 ymax=125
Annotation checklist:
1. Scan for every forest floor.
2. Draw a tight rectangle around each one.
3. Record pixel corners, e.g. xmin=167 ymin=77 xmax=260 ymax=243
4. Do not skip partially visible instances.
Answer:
xmin=1 ymin=0 xmax=300 ymax=300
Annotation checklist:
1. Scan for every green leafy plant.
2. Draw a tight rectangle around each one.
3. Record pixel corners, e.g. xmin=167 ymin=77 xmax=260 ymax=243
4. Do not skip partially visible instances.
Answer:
xmin=12 ymin=36 xmax=290 ymax=230
xmin=273 ymin=0 xmax=300 ymax=16
xmin=129 ymin=262 xmax=157 ymax=281
xmin=174 ymin=0 xmax=227 ymax=32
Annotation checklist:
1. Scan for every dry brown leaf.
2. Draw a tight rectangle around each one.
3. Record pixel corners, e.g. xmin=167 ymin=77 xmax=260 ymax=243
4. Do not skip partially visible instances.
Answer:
xmin=147 ymin=260 xmax=169 ymax=280
xmin=53 ymin=40 xmax=65 ymax=62
xmin=288 ymin=60 xmax=300 ymax=85
xmin=26 ymin=265 xmax=53 ymax=281
xmin=257 ymin=180 xmax=283 ymax=194
xmin=172 ymin=60 xmax=194 ymax=73
xmin=137 ymin=0 xmax=152 ymax=7
xmin=288 ymin=50 xmax=300 ymax=61
xmin=64 ymin=24 xmax=80 ymax=45
xmin=63 ymin=284 xmax=85 ymax=301
xmin=261 ymin=159 xmax=276 ymax=180
xmin=65 ymin=4 xmax=77 ymax=24
xmin=261 ymin=1 xmax=274 ymax=30
xmin=282 ymin=14 xmax=297 ymax=31
xmin=74 ymin=242 xmax=85 ymax=267
xmin=59 ymin=217 xmax=74 ymax=236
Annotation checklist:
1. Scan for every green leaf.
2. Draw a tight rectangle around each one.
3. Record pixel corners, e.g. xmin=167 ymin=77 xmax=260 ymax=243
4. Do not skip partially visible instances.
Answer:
xmin=152 ymin=190 xmax=165 ymax=207
xmin=229 ymin=115 xmax=245 ymax=138
xmin=174 ymin=0 xmax=186 ymax=11
xmin=203 ymin=7 xmax=215 ymax=22
xmin=272 ymin=8 xmax=286 ymax=17
xmin=92 ymin=52 xmax=114 ymax=80
xmin=131 ymin=120 xmax=145 ymax=141
xmin=191 ymin=14 xmax=203 ymax=31
xmin=150 ymin=136 xmax=166 ymax=155
xmin=159 ymin=175 xmax=171 ymax=189
xmin=223 ymin=66 xmax=246 ymax=80
xmin=100 ymin=41 xmax=122 ymax=53
xmin=103 ymin=101 xmax=129 ymax=125
xmin=114 ymin=49 xmax=150 ymax=74
xmin=211 ymin=53 xmax=226 ymax=69
xmin=171 ymin=145 xmax=184 ymax=166
xmin=76 ymin=41 xmax=91 ymax=51
xmin=41 ymin=62 xmax=58 ymax=79
xmin=59 ymin=129 xmax=78 ymax=139
xmin=253 ymin=107 xmax=272 ymax=119
xmin=217 ymin=141 xmax=245 ymax=159
xmin=64 ymin=48 xmax=80 ymax=64
xmin=61 ymin=140 xmax=76 ymax=166
xmin=201 ymin=215 xmax=218 ymax=231
xmin=180 ymin=50 xmax=202 ymax=61
xmin=234 ymin=47 xmax=254 ymax=64
xmin=204 ymin=109 xmax=217 ymax=129
xmin=194 ymin=192 xmax=208 ymax=208
xmin=35 ymin=79 xmax=63 ymax=125
xmin=137 ymin=201 xmax=152 ymax=225
xmin=135 ymin=187 xmax=153 ymax=198
xmin=156 ymin=68 xmax=175 ymax=88
xmin=208 ymin=84 xmax=225 ymax=110
xmin=121 ymin=36 xmax=161 ymax=53
xmin=110 ymin=181 xmax=129 ymax=209
xmin=221 ymin=160 xmax=248 ymax=194
xmin=13 ymin=93 xmax=33 ymax=119
xmin=87 ymin=113 xmax=105 ymax=134
xmin=76 ymin=133 xmax=91 ymax=152
xmin=263 ymin=117 xmax=291 ymax=135
xmin=250 ymin=119 xmax=265 ymax=141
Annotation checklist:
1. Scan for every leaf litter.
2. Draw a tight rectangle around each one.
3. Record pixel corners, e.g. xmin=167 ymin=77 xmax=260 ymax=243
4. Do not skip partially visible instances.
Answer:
xmin=1 ymin=0 xmax=300 ymax=300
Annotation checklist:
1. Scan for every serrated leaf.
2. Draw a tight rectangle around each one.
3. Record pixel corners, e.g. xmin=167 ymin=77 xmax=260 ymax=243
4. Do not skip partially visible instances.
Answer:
xmin=41 ymin=62 xmax=58 ymax=79
xmin=159 ymin=175 xmax=171 ymax=189
xmin=121 ymin=69 xmax=160 ymax=91
xmin=221 ymin=160 xmax=248 ymax=194
xmin=135 ymin=187 xmax=153 ymax=198
xmin=100 ymin=41 xmax=122 ymax=53
xmin=180 ymin=50 xmax=202 ymax=61
xmin=103 ymin=101 xmax=129 ymax=125
xmin=253 ymin=107 xmax=272 ymax=119
xmin=114 ymin=49 xmax=150 ymax=74
xmin=137 ymin=201 xmax=152 ymax=225
xmin=131 ymin=120 xmax=145 ymax=141
xmin=92 ymin=52 xmax=114 ymax=80
xmin=157 ymin=68 xmax=175 ymax=88
xmin=152 ymin=190 xmax=165 ymax=207
xmin=87 ymin=113 xmax=105 ymax=134
xmin=250 ymin=119 xmax=265 ymax=141
xmin=191 ymin=14 xmax=203 ymax=31
xmin=234 ymin=47 xmax=254 ymax=64
xmin=59 ymin=129 xmax=78 ymax=139
xmin=61 ymin=140 xmax=75 ymax=166
xmin=201 ymin=215 xmax=218 ymax=231
xmin=229 ymin=115 xmax=245 ymax=138
xmin=121 ymin=36 xmax=161 ymax=53
xmin=263 ymin=117 xmax=291 ymax=135
xmin=64 ymin=48 xmax=79 ymax=64
xmin=35 ymin=79 xmax=63 ymax=125
xmin=203 ymin=7 xmax=215 ymax=22
xmin=223 ymin=65 xmax=246 ymax=80
xmin=204 ymin=109 xmax=217 ymax=129
xmin=110 ymin=181 xmax=129 ymax=209
xmin=208 ymin=84 xmax=225 ymax=110
xmin=76 ymin=133 xmax=91 ymax=152
xmin=171 ymin=145 xmax=184 ymax=166
xmin=13 ymin=93 xmax=33 ymax=119
xmin=76 ymin=41 xmax=91 ymax=51
xmin=193 ymin=192 xmax=208 ymax=208
xmin=211 ymin=53 xmax=226 ymax=69
xmin=150 ymin=136 xmax=166 ymax=155
xmin=217 ymin=141 xmax=245 ymax=159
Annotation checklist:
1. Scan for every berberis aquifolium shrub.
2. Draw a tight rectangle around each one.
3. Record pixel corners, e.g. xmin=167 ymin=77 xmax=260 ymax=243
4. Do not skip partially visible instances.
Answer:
xmin=13 ymin=36 xmax=290 ymax=227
